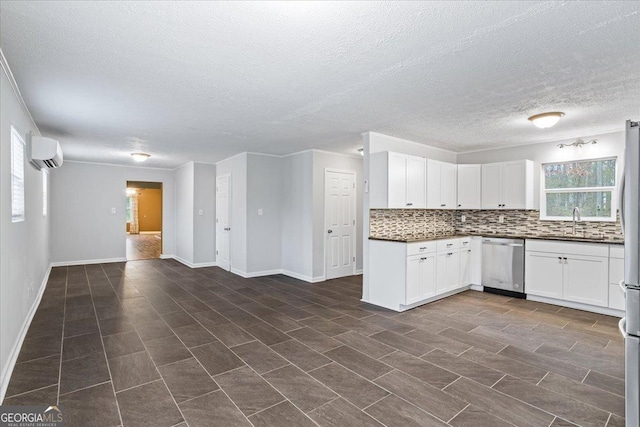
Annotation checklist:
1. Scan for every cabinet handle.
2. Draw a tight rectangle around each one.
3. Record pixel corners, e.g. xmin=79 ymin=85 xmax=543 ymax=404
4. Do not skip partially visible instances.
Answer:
xmin=446 ymin=243 xmax=453 ymax=247
xmin=419 ymin=247 xmax=427 ymax=250
xmin=558 ymin=257 xmax=562 ymax=260
xmin=406 ymin=203 xmax=413 ymax=206
xmin=447 ymin=252 xmax=453 ymax=256
xmin=441 ymin=204 xmax=446 ymax=207
xmin=458 ymin=204 xmax=462 ymax=207
xmin=420 ymin=257 xmax=427 ymax=261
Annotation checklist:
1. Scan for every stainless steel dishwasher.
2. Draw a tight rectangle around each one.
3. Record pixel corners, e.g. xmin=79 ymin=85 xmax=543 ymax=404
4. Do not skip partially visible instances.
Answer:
xmin=482 ymin=237 xmax=525 ymax=297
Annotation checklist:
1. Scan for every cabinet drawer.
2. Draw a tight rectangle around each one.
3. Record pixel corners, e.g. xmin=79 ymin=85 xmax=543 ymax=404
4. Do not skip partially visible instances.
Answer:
xmin=609 ymin=257 xmax=624 ymax=285
xmin=437 ymin=239 xmax=461 ymax=252
xmin=407 ymin=241 xmax=436 ymax=256
xmin=610 ymin=244 xmax=624 ymax=259
xmin=525 ymin=240 xmax=609 ymax=257
xmin=609 ymin=283 xmax=625 ymax=311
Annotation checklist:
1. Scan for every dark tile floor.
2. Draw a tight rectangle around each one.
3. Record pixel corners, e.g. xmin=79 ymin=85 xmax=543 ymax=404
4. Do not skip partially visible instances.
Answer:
xmin=4 ymin=260 xmax=625 ymax=427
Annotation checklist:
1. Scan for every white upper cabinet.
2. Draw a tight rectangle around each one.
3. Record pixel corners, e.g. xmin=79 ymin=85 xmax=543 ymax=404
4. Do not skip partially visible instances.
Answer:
xmin=456 ymin=164 xmax=481 ymax=209
xmin=481 ymin=160 xmax=534 ymax=209
xmin=370 ymin=152 xmax=426 ymax=209
xmin=426 ymin=159 xmax=457 ymax=209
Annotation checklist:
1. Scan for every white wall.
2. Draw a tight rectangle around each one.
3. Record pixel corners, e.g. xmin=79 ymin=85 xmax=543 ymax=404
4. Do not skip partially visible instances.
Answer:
xmin=194 ymin=163 xmax=216 ymax=265
xmin=1 ymin=61 xmax=50 ymax=400
xmin=50 ymin=161 xmax=176 ymax=263
xmin=175 ymin=162 xmax=195 ymax=264
xmin=312 ymin=151 xmax=364 ymax=279
xmin=247 ymin=154 xmax=282 ymax=274
xmin=216 ymin=153 xmax=247 ymax=274
xmin=281 ymin=151 xmax=314 ymax=279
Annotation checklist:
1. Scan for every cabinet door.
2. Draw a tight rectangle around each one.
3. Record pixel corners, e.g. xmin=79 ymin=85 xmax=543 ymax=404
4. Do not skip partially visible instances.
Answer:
xmin=564 ymin=255 xmax=608 ymax=307
xmin=459 ymin=248 xmax=472 ymax=287
xmin=437 ymin=251 xmax=460 ymax=294
xmin=426 ymin=160 xmax=442 ymax=209
xmin=502 ymin=161 xmax=526 ymax=209
xmin=525 ymin=252 xmax=564 ymax=299
xmin=406 ymin=254 xmax=436 ymax=304
xmin=481 ymin=163 xmax=502 ymax=209
xmin=457 ymin=165 xmax=481 ymax=209
xmin=388 ymin=153 xmax=407 ymax=208
xmin=440 ymin=162 xmax=457 ymax=209
xmin=406 ymin=156 xmax=426 ymax=208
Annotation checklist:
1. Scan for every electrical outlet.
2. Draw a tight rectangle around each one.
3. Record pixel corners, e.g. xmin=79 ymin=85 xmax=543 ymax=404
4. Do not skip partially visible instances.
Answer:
xmin=498 ymin=215 xmax=505 ymax=223
xmin=258 ymin=209 xmax=263 ymax=216
xmin=111 ymin=207 xmax=116 ymax=214
xmin=461 ymin=215 xmax=466 ymax=222
xmin=198 ymin=209 xmax=204 ymax=216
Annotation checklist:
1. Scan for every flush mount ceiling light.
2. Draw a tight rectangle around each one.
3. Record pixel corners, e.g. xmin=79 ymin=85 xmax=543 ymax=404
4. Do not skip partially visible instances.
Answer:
xmin=557 ymin=139 xmax=597 ymax=149
xmin=131 ymin=152 xmax=150 ymax=162
xmin=528 ymin=112 xmax=565 ymax=129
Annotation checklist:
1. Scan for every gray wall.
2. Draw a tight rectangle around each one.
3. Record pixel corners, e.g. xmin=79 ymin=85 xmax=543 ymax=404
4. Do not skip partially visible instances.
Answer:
xmin=280 ymin=152 xmax=314 ymax=278
xmin=50 ymin=161 xmax=176 ymax=263
xmin=194 ymin=163 xmax=216 ymax=264
xmin=175 ymin=162 xmax=195 ymax=263
xmin=216 ymin=153 xmax=248 ymax=274
xmin=0 ymin=67 xmax=49 ymax=398
xmin=247 ymin=154 xmax=282 ymax=273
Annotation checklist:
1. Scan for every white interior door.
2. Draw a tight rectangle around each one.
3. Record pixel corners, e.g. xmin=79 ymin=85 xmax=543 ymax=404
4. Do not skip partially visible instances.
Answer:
xmin=325 ymin=170 xmax=356 ymax=280
xmin=216 ymin=174 xmax=231 ymax=271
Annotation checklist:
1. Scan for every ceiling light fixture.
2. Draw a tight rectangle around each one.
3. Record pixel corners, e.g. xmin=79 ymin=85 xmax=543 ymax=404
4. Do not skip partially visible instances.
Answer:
xmin=557 ymin=139 xmax=597 ymax=149
xmin=528 ymin=112 xmax=565 ymax=129
xmin=131 ymin=153 xmax=150 ymax=162
xmin=357 ymin=148 xmax=364 ymax=156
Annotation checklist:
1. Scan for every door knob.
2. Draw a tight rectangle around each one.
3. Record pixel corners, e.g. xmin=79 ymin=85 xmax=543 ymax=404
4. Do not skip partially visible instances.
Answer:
xmin=327 ymin=229 xmax=333 ymax=234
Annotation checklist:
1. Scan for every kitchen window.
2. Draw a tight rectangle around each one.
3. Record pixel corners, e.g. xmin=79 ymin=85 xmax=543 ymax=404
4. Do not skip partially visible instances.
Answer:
xmin=11 ymin=126 xmax=25 ymax=222
xmin=541 ymin=158 xmax=617 ymax=221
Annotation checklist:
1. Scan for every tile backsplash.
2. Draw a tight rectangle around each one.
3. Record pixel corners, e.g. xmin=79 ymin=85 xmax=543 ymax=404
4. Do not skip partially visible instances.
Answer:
xmin=369 ymin=209 xmax=623 ymax=243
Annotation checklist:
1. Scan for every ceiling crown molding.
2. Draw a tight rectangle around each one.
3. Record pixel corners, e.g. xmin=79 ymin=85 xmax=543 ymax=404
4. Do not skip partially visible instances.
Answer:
xmin=0 ymin=48 xmax=40 ymax=134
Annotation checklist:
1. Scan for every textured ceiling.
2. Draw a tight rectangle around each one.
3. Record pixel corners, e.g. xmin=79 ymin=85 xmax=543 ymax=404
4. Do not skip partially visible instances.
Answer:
xmin=1 ymin=1 xmax=639 ymax=168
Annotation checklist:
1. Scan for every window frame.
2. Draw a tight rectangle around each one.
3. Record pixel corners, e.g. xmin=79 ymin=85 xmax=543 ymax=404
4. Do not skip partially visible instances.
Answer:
xmin=11 ymin=126 xmax=26 ymax=223
xmin=540 ymin=156 xmax=618 ymax=222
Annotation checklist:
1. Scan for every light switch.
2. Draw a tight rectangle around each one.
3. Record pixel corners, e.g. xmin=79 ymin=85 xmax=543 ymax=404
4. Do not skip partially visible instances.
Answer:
xmin=258 ymin=209 xmax=263 ymax=216
xmin=198 ymin=209 xmax=204 ymax=216
xmin=498 ymin=215 xmax=505 ymax=223
xmin=461 ymin=215 xmax=466 ymax=222
xmin=111 ymin=208 xmax=116 ymax=214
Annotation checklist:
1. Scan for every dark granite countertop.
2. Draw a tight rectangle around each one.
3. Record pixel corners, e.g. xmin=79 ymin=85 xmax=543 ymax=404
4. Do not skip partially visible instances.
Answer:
xmin=369 ymin=233 xmax=623 ymax=244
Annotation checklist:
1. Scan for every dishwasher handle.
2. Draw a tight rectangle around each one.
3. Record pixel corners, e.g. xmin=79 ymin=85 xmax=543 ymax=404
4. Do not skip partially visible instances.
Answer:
xmin=483 ymin=241 xmax=523 ymax=247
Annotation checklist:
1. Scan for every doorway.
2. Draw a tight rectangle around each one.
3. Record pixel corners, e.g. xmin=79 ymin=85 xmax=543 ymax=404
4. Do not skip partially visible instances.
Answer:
xmin=216 ymin=174 xmax=231 ymax=271
xmin=324 ymin=169 xmax=356 ymax=280
xmin=126 ymin=181 xmax=162 ymax=260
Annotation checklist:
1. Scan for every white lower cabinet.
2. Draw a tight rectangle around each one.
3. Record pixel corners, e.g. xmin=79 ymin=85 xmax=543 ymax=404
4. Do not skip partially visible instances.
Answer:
xmin=436 ymin=250 xmax=460 ymax=294
xmin=525 ymin=251 xmax=564 ymax=299
xmin=525 ymin=240 xmax=610 ymax=310
xmin=368 ymin=237 xmax=474 ymax=312
xmin=406 ymin=253 xmax=436 ymax=304
xmin=459 ymin=248 xmax=472 ymax=287
xmin=563 ymin=255 xmax=608 ymax=307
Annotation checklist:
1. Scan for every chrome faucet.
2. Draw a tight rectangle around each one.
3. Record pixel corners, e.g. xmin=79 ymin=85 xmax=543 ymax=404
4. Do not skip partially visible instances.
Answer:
xmin=572 ymin=207 xmax=581 ymax=235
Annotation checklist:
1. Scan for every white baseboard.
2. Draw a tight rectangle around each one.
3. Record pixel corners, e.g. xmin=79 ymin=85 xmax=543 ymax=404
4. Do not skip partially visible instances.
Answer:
xmin=355 ymin=269 xmax=363 ymax=275
xmin=231 ymin=268 xmax=282 ymax=278
xmin=50 ymin=257 xmax=127 ymax=267
xmin=527 ymin=294 xmax=624 ymax=317
xmin=280 ymin=270 xmax=326 ymax=283
xmin=159 ymin=254 xmax=174 ymax=260
xmin=172 ymin=255 xmax=217 ymax=269
xmin=469 ymin=284 xmax=484 ymax=291
xmin=1 ymin=264 xmax=52 ymax=403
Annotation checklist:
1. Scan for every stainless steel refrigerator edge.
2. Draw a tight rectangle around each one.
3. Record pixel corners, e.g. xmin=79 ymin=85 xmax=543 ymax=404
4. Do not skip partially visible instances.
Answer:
xmin=623 ymin=119 xmax=640 ymax=427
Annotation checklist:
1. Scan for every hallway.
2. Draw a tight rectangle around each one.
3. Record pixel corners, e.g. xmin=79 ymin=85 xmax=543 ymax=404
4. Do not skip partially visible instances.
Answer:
xmin=126 ymin=233 xmax=161 ymax=260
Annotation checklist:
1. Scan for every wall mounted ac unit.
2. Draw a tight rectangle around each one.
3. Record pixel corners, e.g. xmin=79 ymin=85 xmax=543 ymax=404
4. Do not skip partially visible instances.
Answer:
xmin=29 ymin=136 xmax=63 ymax=170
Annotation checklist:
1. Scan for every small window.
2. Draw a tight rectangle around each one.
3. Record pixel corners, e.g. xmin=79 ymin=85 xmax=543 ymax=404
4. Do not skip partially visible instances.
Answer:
xmin=541 ymin=158 xmax=617 ymax=221
xmin=11 ymin=126 xmax=25 ymax=223
xmin=42 ymin=170 xmax=48 ymax=216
